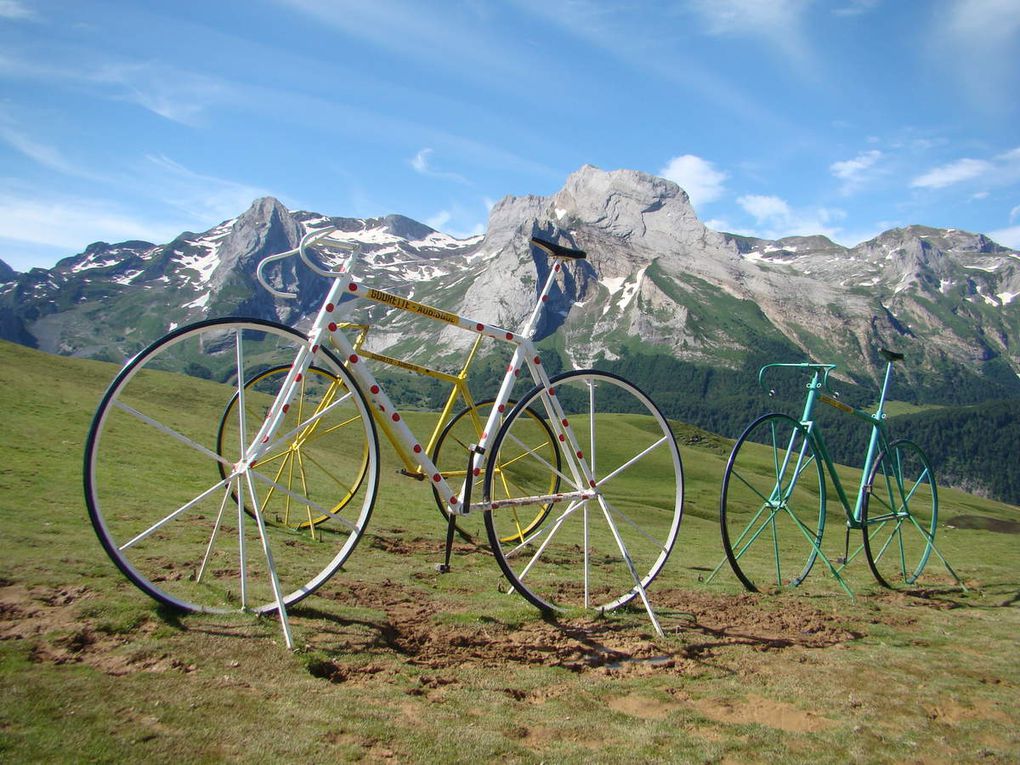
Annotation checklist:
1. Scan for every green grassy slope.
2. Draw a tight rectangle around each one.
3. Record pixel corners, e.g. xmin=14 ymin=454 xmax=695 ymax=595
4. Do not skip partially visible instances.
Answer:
xmin=1 ymin=340 xmax=1018 ymax=763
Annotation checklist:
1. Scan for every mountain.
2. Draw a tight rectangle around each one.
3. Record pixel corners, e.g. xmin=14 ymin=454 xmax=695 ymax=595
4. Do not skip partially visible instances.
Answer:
xmin=3 ymin=165 xmax=1019 ymax=405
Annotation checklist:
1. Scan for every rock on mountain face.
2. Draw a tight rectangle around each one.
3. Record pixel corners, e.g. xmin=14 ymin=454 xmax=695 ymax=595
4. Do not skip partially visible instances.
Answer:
xmin=2 ymin=165 xmax=1018 ymax=401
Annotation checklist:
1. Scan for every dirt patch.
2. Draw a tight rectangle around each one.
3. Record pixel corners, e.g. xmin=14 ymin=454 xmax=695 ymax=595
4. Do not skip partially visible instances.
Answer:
xmin=693 ymin=693 xmax=835 ymax=732
xmin=303 ymin=581 xmax=863 ymax=682
xmin=0 ymin=582 xmax=194 ymax=676
xmin=607 ymin=693 xmax=677 ymax=720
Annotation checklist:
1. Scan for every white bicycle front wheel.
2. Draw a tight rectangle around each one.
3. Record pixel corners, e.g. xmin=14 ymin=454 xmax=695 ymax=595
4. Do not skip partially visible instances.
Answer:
xmin=84 ymin=318 xmax=379 ymax=615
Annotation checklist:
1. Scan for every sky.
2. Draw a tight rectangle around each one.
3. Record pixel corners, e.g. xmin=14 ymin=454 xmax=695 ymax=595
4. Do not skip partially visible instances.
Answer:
xmin=1 ymin=0 xmax=1019 ymax=272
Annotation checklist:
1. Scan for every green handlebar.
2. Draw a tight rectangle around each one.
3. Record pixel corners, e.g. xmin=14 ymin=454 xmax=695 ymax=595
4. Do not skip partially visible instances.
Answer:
xmin=757 ymin=362 xmax=839 ymax=394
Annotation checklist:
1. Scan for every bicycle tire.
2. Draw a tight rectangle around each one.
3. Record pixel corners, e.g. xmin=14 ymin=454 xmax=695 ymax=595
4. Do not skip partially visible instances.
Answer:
xmin=720 ymin=413 xmax=826 ymax=592
xmin=83 ymin=317 xmax=379 ymax=615
xmin=861 ymin=438 xmax=937 ymax=588
xmin=216 ymin=364 xmax=371 ymax=529
xmin=430 ymin=398 xmax=561 ymax=542
xmin=483 ymin=370 xmax=684 ymax=614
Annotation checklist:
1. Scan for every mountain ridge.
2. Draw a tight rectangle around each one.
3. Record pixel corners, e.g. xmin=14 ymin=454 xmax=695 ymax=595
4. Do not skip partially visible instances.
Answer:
xmin=1 ymin=165 xmax=1018 ymax=403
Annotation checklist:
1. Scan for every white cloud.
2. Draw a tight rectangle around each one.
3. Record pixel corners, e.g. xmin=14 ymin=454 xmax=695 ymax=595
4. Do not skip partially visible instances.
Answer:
xmin=409 ymin=147 xmax=468 ymax=184
xmin=142 ymin=154 xmax=271 ymax=221
xmin=686 ymin=0 xmax=812 ymax=66
xmin=911 ymin=148 xmax=1020 ymax=190
xmin=738 ymin=194 xmax=791 ymax=221
xmin=832 ymin=0 xmax=879 ymax=16
xmin=830 ymin=149 xmax=883 ymax=192
xmin=0 ymin=193 xmax=183 ymax=252
xmin=932 ymin=0 xmax=1020 ymax=112
xmin=988 ymin=224 xmax=1020 ymax=248
xmin=0 ymin=0 xmax=35 ymax=20
xmin=1010 ymin=204 xmax=1020 ymax=223
xmin=737 ymin=194 xmax=846 ymax=240
xmin=911 ymin=158 xmax=994 ymax=189
xmin=658 ymin=154 xmax=728 ymax=209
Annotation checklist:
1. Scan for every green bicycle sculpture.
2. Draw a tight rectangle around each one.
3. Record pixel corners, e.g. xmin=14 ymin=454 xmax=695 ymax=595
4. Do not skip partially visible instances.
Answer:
xmin=710 ymin=349 xmax=964 ymax=595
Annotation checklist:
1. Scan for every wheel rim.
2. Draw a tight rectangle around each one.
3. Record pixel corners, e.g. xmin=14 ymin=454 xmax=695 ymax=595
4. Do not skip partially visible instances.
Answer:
xmin=484 ymin=371 xmax=684 ymax=613
xmin=84 ymin=319 xmax=378 ymax=614
xmin=720 ymin=413 xmax=826 ymax=592
xmin=431 ymin=399 xmax=560 ymax=542
xmin=863 ymin=440 xmax=937 ymax=588
xmin=216 ymin=364 xmax=371 ymax=529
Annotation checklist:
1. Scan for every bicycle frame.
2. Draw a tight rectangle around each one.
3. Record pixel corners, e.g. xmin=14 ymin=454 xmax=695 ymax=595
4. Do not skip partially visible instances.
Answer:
xmin=250 ymin=231 xmax=597 ymax=520
xmin=760 ymin=360 xmax=898 ymax=529
xmin=336 ymin=321 xmax=488 ymax=478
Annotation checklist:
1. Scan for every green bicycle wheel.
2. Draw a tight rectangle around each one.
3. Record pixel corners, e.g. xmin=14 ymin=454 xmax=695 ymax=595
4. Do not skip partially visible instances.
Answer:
xmin=861 ymin=439 xmax=937 ymax=588
xmin=720 ymin=413 xmax=826 ymax=592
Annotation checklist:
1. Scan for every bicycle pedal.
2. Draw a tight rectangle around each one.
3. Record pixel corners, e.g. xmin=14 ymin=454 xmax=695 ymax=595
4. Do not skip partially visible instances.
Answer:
xmin=835 ymin=556 xmax=848 ymax=565
xmin=435 ymin=563 xmax=451 ymax=574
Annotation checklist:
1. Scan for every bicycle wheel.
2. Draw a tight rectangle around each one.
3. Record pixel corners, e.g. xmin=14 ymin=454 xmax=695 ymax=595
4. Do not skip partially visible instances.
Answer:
xmin=84 ymin=318 xmax=379 ymax=615
xmin=431 ymin=398 xmax=561 ymax=542
xmin=720 ymin=413 xmax=826 ymax=592
xmin=216 ymin=364 xmax=371 ymax=529
xmin=861 ymin=439 xmax=937 ymax=588
xmin=483 ymin=370 xmax=684 ymax=614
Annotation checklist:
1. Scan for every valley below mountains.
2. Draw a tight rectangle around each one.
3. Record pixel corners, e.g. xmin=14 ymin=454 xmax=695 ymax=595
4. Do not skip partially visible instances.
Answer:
xmin=2 ymin=165 xmax=1018 ymax=502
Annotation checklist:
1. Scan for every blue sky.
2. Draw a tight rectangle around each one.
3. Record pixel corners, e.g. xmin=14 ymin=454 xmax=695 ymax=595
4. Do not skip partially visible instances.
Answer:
xmin=2 ymin=0 xmax=1019 ymax=272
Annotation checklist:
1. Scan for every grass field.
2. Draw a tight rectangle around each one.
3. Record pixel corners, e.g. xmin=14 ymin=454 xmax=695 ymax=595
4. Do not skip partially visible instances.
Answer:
xmin=1 ymin=338 xmax=1018 ymax=763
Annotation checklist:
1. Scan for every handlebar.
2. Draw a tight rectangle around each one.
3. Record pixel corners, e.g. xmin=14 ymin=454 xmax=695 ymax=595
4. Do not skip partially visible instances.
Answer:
xmin=758 ymin=362 xmax=838 ymax=396
xmin=255 ymin=227 xmax=357 ymax=298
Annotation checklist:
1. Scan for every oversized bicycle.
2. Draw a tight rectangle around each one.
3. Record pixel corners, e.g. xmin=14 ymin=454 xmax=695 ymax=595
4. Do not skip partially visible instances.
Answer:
xmin=708 ymin=351 xmax=963 ymax=595
xmin=84 ymin=229 xmax=685 ymax=646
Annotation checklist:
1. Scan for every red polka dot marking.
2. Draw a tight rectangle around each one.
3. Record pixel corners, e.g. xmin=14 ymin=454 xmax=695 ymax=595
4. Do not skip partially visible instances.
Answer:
xmin=326 ymin=303 xmax=335 ymax=312
xmin=295 ymin=373 xmax=303 ymax=382
xmin=555 ymin=263 xmax=561 ymax=272
xmin=476 ymin=323 xmax=484 ymax=332
xmin=413 ymin=444 xmax=422 ymax=454
xmin=282 ymin=404 xmax=290 ymax=413
xmin=328 ymin=322 xmax=337 ymax=332
xmin=561 ymin=419 xmax=569 ymax=427
xmin=534 ymin=356 xmax=541 ymax=365
xmin=433 ymin=473 xmax=441 ymax=483
xmin=449 ymin=497 xmax=458 ymax=506
xmin=576 ymin=450 xmax=584 ymax=458
xmin=505 ymin=332 xmax=514 ymax=341
xmin=541 ymin=295 xmax=548 ymax=302
xmin=349 ymin=354 xmax=359 ymax=363
xmin=391 ymin=413 xmax=400 ymax=422
xmin=589 ymin=479 xmax=597 ymax=488
xmin=558 ymin=434 xmax=566 ymax=442
xmin=312 ymin=345 xmax=319 ymax=353
xmin=497 ymin=404 xmax=505 ymax=413
xmin=549 ymin=388 xmax=556 ymax=397
xmin=348 ymin=283 xmax=358 ymax=292
xmin=370 ymin=385 xmax=380 ymax=394
xmin=473 ymin=468 xmax=481 ymax=477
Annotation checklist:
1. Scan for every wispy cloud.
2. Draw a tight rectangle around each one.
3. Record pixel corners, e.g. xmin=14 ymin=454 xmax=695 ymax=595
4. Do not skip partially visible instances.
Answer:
xmin=832 ymin=0 xmax=880 ymax=17
xmin=0 ymin=0 xmax=35 ymax=20
xmin=737 ymin=193 xmax=846 ymax=240
xmin=911 ymin=147 xmax=1020 ymax=190
xmin=930 ymin=0 xmax=1020 ymax=112
xmin=410 ymin=148 xmax=469 ymax=184
xmin=685 ymin=0 xmax=813 ymax=69
xmin=830 ymin=149 xmax=883 ymax=193
xmin=0 ymin=192 xmax=184 ymax=252
xmin=0 ymin=52 xmax=227 ymax=125
xmin=658 ymin=154 xmax=728 ymax=209
xmin=142 ymin=154 xmax=271 ymax=221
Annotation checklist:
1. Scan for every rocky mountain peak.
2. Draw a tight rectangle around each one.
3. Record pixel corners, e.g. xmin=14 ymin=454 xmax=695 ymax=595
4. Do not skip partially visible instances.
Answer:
xmin=0 ymin=259 xmax=17 ymax=282
xmin=209 ymin=196 xmax=300 ymax=288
